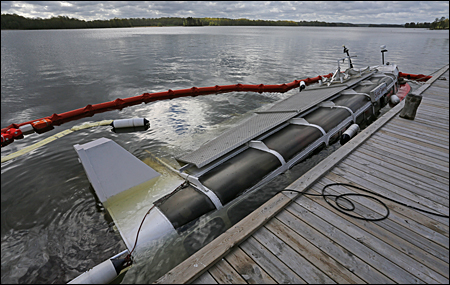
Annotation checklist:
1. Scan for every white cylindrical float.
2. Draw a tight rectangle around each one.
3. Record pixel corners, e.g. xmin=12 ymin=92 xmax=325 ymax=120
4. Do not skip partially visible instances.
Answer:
xmin=299 ymin=81 xmax=306 ymax=91
xmin=340 ymin=124 xmax=360 ymax=145
xmin=111 ymin=118 xmax=149 ymax=129
xmin=68 ymin=258 xmax=125 ymax=284
xmin=19 ymin=124 xmax=35 ymax=135
xmin=389 ymin=94 xmax=400 ymax=107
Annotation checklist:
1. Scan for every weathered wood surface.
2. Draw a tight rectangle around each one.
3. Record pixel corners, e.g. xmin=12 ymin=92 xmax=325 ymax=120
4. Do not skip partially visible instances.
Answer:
xmin=155 ymin=65 xmax=449 ymax=284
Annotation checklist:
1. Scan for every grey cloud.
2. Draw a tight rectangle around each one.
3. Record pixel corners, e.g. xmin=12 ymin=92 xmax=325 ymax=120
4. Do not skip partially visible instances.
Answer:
xmin=1 ymin=1 xmax=448 ymax=24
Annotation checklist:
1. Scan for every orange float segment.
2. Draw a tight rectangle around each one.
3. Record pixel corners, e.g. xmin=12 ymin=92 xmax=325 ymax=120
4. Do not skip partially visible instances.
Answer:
xmin=398 ymin=72 xmax=431 ymax=82
xmin=1 ymin=132 xmax=14 ymax=147
xmin=7 ymin=128 xmax=23 ymax=139
xmin=31 ymin=119 xmax=54 ymax=134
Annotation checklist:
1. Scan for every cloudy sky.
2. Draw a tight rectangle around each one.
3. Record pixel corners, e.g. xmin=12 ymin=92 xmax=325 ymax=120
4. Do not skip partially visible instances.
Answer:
xmin=1 ymin=1 xmax=448 ymax=25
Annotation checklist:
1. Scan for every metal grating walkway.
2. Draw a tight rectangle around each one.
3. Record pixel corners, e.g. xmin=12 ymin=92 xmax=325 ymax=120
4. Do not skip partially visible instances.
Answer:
xmin=177 ymin=71 xmax=376 ymax=169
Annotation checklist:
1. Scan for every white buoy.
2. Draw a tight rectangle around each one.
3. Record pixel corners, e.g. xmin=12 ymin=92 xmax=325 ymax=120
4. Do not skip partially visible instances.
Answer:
xmin=19 ymin=124 xmax=35 ymax=135
xmin=68 ymin=258 xmax=124 ymax=284
xmin=111 ymin=118 xmax=149 ymax=129
xmin=389 ymin=94 xmax=400 ymax=107
xmin=340 ymin=124 xmax=360 ymax=145
xmin=299 ymin=81 xmax=306 ymax=91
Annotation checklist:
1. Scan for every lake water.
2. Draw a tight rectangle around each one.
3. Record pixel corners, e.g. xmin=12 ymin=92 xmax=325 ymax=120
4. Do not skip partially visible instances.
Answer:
xmin=1 ymin=26 xmax=448 ymax=284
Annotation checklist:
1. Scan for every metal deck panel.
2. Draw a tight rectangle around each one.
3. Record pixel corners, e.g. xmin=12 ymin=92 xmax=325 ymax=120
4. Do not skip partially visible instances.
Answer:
xmin=177 ymin=71 xmax=376 ymax=169
xmin=262 ymin=85 xmax=348 ymax=113
xmin=177 ymin=112 xmax=298 ymax=168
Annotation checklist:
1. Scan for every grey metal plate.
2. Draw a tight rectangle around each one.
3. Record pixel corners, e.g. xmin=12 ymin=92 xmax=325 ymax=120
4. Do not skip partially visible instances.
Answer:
xmin=177 ymin=71 xmax=376 ymax=169
xmin=74 ymin=138 xmax=160 ymax=202
xmin=261 ymin=85 xmax=348 ymax=113
xmin=345 ymin=70 xmax=377 ymax=87
xmin=177 ymin=112 xmax=297 ymax=168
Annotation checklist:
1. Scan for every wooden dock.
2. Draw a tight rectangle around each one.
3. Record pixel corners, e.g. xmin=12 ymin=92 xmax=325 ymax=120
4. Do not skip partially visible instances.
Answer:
xmin=156 ymin=65 xmax=449 ymax=284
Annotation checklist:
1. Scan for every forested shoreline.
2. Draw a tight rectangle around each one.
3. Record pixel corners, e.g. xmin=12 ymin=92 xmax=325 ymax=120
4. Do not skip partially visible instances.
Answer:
xmin=1 ymin=14 xmax=448 ymax=30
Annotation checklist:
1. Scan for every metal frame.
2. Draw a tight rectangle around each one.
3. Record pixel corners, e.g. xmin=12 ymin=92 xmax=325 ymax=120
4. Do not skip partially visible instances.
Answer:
xmin=174 ymin=69 xmax=398 ymax=209
xmin=176 ymin=173 xmax=224 ymax=210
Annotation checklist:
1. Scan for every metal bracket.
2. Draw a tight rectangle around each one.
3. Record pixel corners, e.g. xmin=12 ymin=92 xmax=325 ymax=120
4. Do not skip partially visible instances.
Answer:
xmin=248 ymin=141 xmax=287 ymax=169
xmin=289 ymin=117 xmax=329 ymax=145
xmin=318 ymin=101 xmax=354 ymax=120
xmin=289 ymin=118 xmax=327 ymax=136
xmin=318 ymin=101 xmax=336 ymax=108
xmin=176 ymin=172 xmax=223 ymax=210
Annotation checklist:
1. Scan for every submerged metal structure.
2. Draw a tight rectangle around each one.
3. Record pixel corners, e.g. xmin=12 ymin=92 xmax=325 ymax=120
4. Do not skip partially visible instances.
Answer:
xmin=153 ymin=63 xmax=400 ymax=234
xmin=70 ymin=47 xmax=410 ymax=283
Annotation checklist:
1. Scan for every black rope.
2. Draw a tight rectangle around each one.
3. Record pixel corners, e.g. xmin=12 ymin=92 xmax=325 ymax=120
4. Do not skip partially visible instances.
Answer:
xmin=124 ymin=180 xmax=190 ymax=265
xmin=279 ymin=183 xmax=449 ymax=221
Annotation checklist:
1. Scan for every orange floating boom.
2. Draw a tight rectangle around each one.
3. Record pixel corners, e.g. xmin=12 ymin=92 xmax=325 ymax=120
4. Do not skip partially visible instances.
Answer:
xmin=398 ymin=72 xmax=432 ymax=82
xmin=1 ymin=75 xmax=331 ymax=136
xmin=0 ymin=71 xmax=426 ymax=146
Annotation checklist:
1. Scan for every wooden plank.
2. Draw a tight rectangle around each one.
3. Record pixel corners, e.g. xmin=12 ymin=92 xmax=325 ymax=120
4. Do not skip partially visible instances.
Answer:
xmin=303 ymin=182 xmax=450 ymax=281
xmin=423 ymin=85 xmax=450 ymax=98
xmin=352 ymin=140 xmax=449 ymax=189
xmin=417 ymin=105 xmax=450 ymax=116
xmin=314 ymin=175 xmax=450 ymax=265
xmin=333 ymin=164 xmax=450 ymax=222
xmin=252 ymin=227 xmax=336 ymax=284
xmin=338 ymin=154 xmax=449 ymax=205
xmin=422 ymin=96 xmax=450 ymax=105
xmin=207 ymin=258 xmax=247 ymax=284
xmin=372 ymin=133 xmax=449 ymax=167
xmin=418 ymin=99 xmax=450 ymax=109
xmin=383 ymin=117 xmax=450 ymax=141
xmin=300 ymin=184 xmax=450 ymax=283
xmin=331 ymin=162 xmax=449 ymax=225
xmin=372 ymin=131 xmax=449 ymax=161
xmin=264 ymin=218 xmax=366 ymax=283
xmin=378 ymin=128 xmax=449 ymax=150
xmin=341 ymin=157 xmax=449 ymax=203
xmin=286 ymin=200 xmax=444 ymax=283
xmin=419 ymin=99 xmax=450 ymax=109
xmin=363 ymin=138 xmax=449 ymax=172
xmin=417 ymin=104 xmax=450 ymax=116
xmin=322 ymin=171 xmax=449 ymax=239
xmin=223 ymin=247 xmax=276 ymax=284
xmin=345 ymin=152 xmax=449 ymax=200
xmin=429 ymin=77 xmax=449 ymax=89
xmin=281 ymin=204 xmax=422 ymax=284
xmin=239 ymin=236 xmax=306 ymax=284
xmin=273 ymin=211 xmax=393 ymax=283
xmin=414 ymin=112 xmax=449 ymax=125
xmin=357 ymin=137 xmax=449 ymax=186
xmin=422 ymin=86 xmax=450 ymax=97
xmin=414 ymin=116 xmax=450 ymax=130
xmin=350 ymin=150 xmax=449 ymax=197
xmin=359 ymin=143 xmax=449 ymax=179
xmin=191 ymin=272 xmax=218 ymax=284
xmin=416 ymin=109 xmax=449 ymax=121
xmin=421 ymin=99 xmax=449 ymax=108
xmin=154 ymin=191 xmax=299 ymax=284
xmin=388 ymin=119 xmax=450 ymax=139
xmin=383 ymin=122 xmax=449 ymax=144
xmin=365 ymin=136 xmax=449 ymax=168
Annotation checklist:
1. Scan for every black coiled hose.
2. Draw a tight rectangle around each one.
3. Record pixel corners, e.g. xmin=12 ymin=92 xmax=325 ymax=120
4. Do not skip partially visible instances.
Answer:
xmin=280 ymin=183 xmax=449 ymax=221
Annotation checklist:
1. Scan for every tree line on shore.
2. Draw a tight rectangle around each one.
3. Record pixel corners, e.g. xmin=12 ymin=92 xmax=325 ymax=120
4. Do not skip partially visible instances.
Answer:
xmin=1 ymin=14 xmax=448 ymax=30
xmin=404 ymin=17 xmax=449 ymax=29
xmin=0 ymin=14 xmax=358 ymax=29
